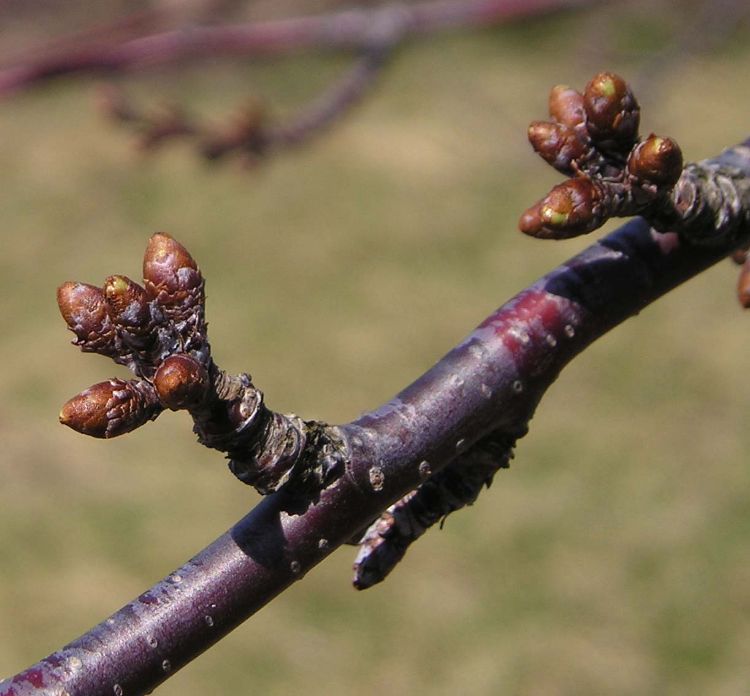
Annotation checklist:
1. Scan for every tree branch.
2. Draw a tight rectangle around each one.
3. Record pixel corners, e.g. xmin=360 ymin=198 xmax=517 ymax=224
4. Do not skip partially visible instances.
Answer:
xmin=0 ymin=0 xmax=603 ymax=167
xmin=0 ymin=0 xmax=601 ymax=98
xmin=3 ymin=135 xmax=749 ymax=695
xmin=95 ymin=38 xmax=397 ymax=164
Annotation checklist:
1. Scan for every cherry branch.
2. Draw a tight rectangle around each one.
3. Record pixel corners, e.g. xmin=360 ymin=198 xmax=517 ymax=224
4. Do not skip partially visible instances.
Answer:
xmin=4 ymin=68 xmax=750 ymax=693
xmin=3 ymin=133 xmax=749 ymax=694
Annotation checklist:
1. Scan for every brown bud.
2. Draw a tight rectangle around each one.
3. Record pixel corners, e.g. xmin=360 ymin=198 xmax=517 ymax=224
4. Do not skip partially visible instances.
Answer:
xmin=57 ymin=281 xmax=116 ymax=354
xmin=627 ymin=135 xmax=683 ymax=187
xmin=104 ymin=275 xmax=152 ymax=335
xmin=520 ymin=178 xmax=602 ymax=240
xmin=548 ymin=85 xmax=586 ymax=129
xmin=59 ymin=378 xmax=161 ymax=438
xmin=528 ymin=121 xmax=587 ymax=174
xmin=143 ymin=232 xmax=203 ymax=309
xmin=584 ymin=72 xmax=639 ymax=150
xmin=153 ymin=354 xmax=210 ymax=411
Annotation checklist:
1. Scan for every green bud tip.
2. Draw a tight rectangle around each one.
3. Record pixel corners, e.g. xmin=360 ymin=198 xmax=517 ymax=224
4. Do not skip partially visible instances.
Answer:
xmin=108 ymin=276 xmax=129 ymax=294
xmin=541 ymin=206 xmax=569 ymax=226
xmin=599 ymin=76 xmax=616 ymax=98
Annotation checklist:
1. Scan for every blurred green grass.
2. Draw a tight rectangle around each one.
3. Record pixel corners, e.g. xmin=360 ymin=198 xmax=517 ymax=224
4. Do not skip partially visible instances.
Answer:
xmin=2 ymin=4 xmax=750 ymax=695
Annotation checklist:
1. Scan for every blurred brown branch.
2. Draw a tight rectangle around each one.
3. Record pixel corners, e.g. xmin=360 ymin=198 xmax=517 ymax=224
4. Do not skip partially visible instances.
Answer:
xmin=0 ymin=0 xmax=601 ymax=164
xmin=95 ymin=30 xmax=397 ymax=165
xmin=0 ymin=0 xmax=599 ymax=92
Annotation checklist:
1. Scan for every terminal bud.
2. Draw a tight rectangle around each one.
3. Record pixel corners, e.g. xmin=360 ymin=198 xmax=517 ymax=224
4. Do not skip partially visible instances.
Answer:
xmin=143 ymin=232 xmax=203 ymax=310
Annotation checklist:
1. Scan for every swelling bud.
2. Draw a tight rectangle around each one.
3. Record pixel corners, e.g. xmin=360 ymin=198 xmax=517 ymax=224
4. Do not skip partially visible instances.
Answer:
xmin=548 ymin=85 xmax=585 ymax=129
xmin=57 ymin=281 xmax=116 ymax=355
xmin=154 ymin=354 xmax=210 ymax=410
xmin=60 ymin=379 xmax=161 ymax=438
xmin=520 ymin=178 xmax=601 ymax=239
xmin=104 ymin=275 xmax=151 ymax=335
xmin=627 ymin=135 xmax=683 ymax=187
xmin=528 ymin=121 xmax=587 ymax=175
xmin=143 ymin=232 xmax=203 ymax=309
xmin=584 ymin=72 xmax=640 ymax=151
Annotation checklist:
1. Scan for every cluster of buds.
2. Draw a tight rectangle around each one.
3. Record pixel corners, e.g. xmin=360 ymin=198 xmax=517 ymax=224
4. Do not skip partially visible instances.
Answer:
xmin=57 ymin=233 xmax=319 ymax=495
xmin=520 ymin=72 xmax=684 ymax=240
xmin=57 ymin=232 xmax=210 ymax=438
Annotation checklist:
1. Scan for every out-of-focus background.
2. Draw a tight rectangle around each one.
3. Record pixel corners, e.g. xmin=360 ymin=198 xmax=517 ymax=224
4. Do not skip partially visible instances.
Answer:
xmin=1 ymin=1 xmax=750 ymax=694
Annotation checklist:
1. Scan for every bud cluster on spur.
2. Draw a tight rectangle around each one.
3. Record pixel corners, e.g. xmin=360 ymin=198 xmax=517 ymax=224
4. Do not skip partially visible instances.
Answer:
xmin=520 ymin=71 xmax=683 ymax=240
xmin=351 ymin=71 xmax=750 ymax=591
xmin=57 ymin=233 xmax=208 ymax=439
xmin=57 ymin=233 xmax=339 ymax=495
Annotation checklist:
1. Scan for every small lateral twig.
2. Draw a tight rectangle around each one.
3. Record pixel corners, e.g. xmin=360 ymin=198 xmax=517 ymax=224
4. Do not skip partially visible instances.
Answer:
xmin=268 ymin=41 xmax=394 ymax=151
xmin=97 ymin=40 xmax=396 ymax=164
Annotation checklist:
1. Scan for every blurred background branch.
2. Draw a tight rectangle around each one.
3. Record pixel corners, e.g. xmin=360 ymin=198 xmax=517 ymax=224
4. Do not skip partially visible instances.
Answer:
xmin=0 ymin=0 xmax=599 ymax=165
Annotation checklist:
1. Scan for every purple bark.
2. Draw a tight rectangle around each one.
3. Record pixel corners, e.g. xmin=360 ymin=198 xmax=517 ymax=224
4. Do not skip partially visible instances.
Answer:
xmin=2 ymin=141 xmax=748 ymax=696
